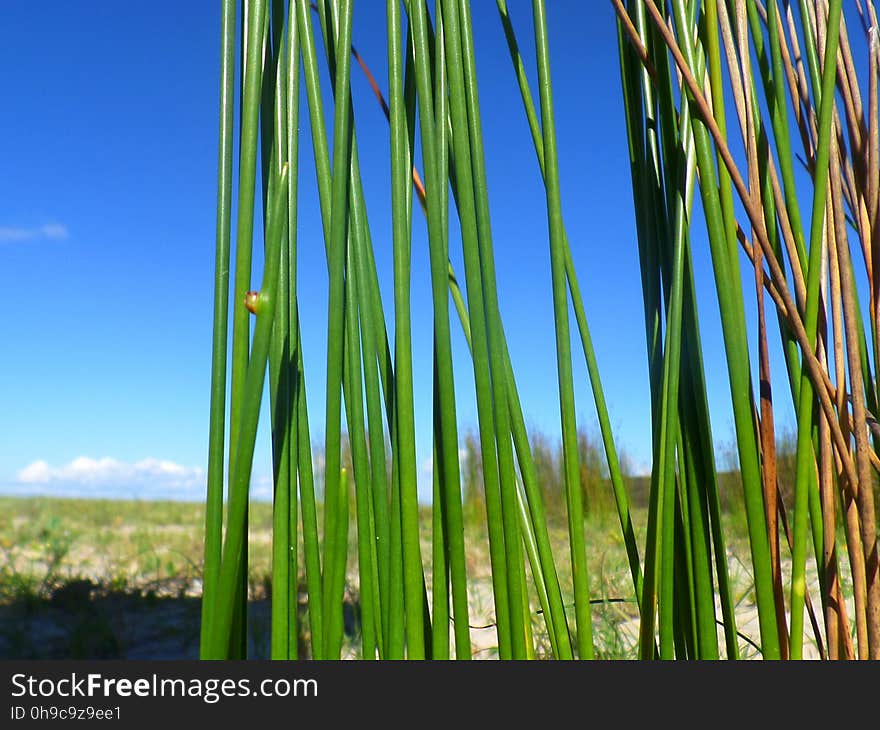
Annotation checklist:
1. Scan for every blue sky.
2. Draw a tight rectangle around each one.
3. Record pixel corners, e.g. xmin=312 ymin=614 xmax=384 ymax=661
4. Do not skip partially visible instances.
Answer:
xmin=0 ymin=2 xmax=796 ymax=502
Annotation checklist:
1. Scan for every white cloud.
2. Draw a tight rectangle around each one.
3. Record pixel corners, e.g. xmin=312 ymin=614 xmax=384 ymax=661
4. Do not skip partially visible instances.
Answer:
xmin=0 ymin=223 xmax=69 ymax=243
xmin=17 ymin=460 xmax=52 ymax=483
xmin=17 ymin=456 xmax=203 ymax=486
xmin=40 ymin=223 xmax=69 ymax=239
xmin=12 ymin=456 xmax=207 ymax=501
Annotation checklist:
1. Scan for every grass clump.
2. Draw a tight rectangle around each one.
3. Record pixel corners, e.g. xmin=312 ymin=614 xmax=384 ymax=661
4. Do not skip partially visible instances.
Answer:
xmin=193 ymin=0 xmax=880 ymax=660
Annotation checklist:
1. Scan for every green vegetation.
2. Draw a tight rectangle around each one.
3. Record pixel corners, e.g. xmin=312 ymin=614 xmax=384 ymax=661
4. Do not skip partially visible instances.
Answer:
xmin=9 ymin=2 xmax=876 ymax=661
xmin=1 ymin=483 xmax=833 ymax=659
xmin=614 ymin=0 xmax=880 ymax=658
xmin=200 ymin=0 xmax=642 ymax=660
xmin=194 ymin=0 xmax=880 ymax=659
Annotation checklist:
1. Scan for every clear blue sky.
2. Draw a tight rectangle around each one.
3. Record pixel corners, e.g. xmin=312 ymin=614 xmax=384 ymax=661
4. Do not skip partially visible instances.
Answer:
xmin=0 ymin=2 xmax=785 ymax=502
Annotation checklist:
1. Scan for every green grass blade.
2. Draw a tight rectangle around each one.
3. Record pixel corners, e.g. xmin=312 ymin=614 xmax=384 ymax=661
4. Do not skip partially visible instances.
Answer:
xmin=405 ymin=0 xmax=460 ymax=659
xmin=437 ymin=0 xmax=513 ymax=658
xmin=431 ymin=370 xmax=450 ymax=659
xmin=515 ymin=480 xmax=556 ymax=658
xmin=323 ymin=466 xmax=351 ymax=659
xmin=665 ymin=0 xmax=780 ymax=658
xmin=267 ymin=2 xmax=292 ymax=659
xmin=456 ymin=0 xmax=529 ymax=659
xmin=224 ymin=0 xmax=270 ymax=661
xmin=294 ymin=336 xmax=324 ymax=658
xmin=530 ymin=0 xmax=594 ymax=659
xmin=496 ymin=0 xmax=644 ymax=607
xmin=207 ymin=162 xmax=290 ymax=659
xmin=284 ymin=0 xmax=303 ymax=660
xmin=789 ymin=0 xmax=843 ymax=660
xmin=385 ymin=3 xmax=414 ymax=660
xmin=200 ymin=0 xmax=236 ymax=659
xmin=340 ymin=234 xmax=380 ymax=659
xmin=447 ymin=267 xmax=572 ymax=658
xmin=320 ymin=0 xmax=355 ymax=660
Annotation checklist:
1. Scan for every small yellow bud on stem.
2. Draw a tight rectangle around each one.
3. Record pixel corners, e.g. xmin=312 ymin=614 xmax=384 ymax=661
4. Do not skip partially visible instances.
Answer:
xmin=244 ymin=290 xmax=261 ymax=315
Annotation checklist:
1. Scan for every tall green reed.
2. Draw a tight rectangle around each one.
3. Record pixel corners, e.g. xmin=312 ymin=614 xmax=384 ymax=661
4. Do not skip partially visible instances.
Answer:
xmin=614 ymin=0 xmax=880 ymax=659
xmin=201 ymin=0 xmax=880 ymax=660
xmin=201 ymin=0 xmax=629 ymax=661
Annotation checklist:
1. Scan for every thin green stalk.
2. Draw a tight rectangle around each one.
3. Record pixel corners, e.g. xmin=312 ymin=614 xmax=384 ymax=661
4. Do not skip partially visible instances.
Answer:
xmin=312 ymin=8 xmax=389 ymax=660
xmin=679 ymin=417 xmax=717 ymax=658
xmin=656 ymin=184 xmax=687 ymax=660
xmin=298 ymin=0 xmax=394 ymax=660
xmin=429 ymin=7 xmax=454 ymax=661
xmin=315 ymin=0 xmax=354 ymax=661
xmin=350 ymin=187 xmax=391 ymax=658
xmin=201 ymin=0 xmax=236 ymax=658
xmin=457 ymin=0 xmax=528 ymax=659
xmin=617 ymin=0 xmax=734 ymax=660
xmin=447 ymin=271 xmax=572 ymax=658
xmin=315 ymin=2 xmax=403 ymax=661
xmin=796 ymin=0 xmax=822 ymax=106
xmin=496 ymin=0 xmax=642 ymax=600
xmin=295 ymin=337 xmax=324 ymax=659
xmin=438 ymin=0 xmax=513 ymax=658
xmin=323 ymin=465 xmax=351 ymax=659
xmin=431 ymin=367 xmax=450 ymax=659
xmin=683 ymin=321 xmax=738 ymax=659
xmin=641 ymin=32 xmax=705 ymax=658
xmin=284 ymin=1 xmax=303 ymax=660
xmin=383 ymin=7 xmax=416 ymax=660
xmin=405 ymin=0 xmax=459 ymax=659
xmin=515 ymin=481 xmax=557 ymax=658
xmin=396 ymin=5 xmax=568 ymax=656
xmin=225 ymin=0 xmax=269 ymax=661
xmin=790 ymin=0 xmax=843 ymax=661
xmin=666 ymin=0 xmax=781 ymax=659
xmin=206 ymin=162 xmax=290 ymax=660
xmin=618 ymin=1 xmax=685 ymax=660
xmin=340 ymin=235 xmax=379 ymax=660
xmin=387 ymin=418 xmax=405 ymax=658
xmin=659 ymin=56 xmax=726 ymax=655
xmin=672 ymin=467 xmax=695 ymax=658
xmin=268 ymin=6 xmax=292 ymax=659
xmin=531 ymin=0 xmax=593 ymax=659
xmin=753 ymin=0 xmax=808 ymax=265
xmin=636 ymin=90 xmax=693 ymax=654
